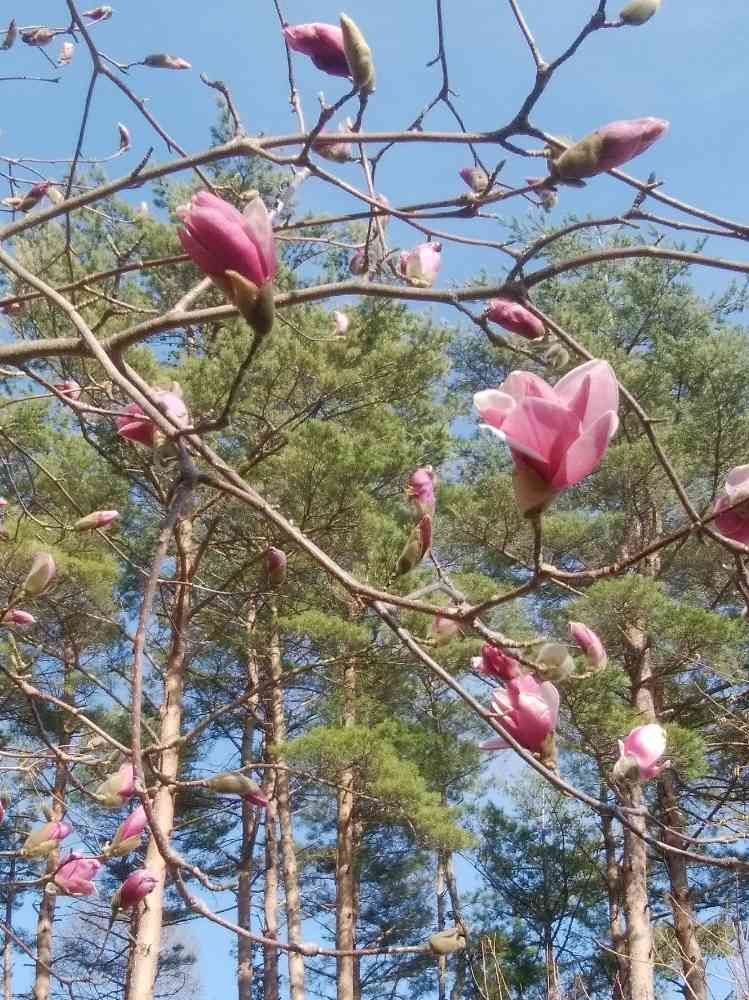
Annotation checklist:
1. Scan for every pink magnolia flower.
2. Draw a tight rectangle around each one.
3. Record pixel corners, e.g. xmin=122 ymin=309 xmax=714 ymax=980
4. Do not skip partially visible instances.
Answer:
xmin=471 ymin=644 xmax=521 ymax=681
xmin=106 ymin=804 xmax=148 ymax=857
xmin=3 ymin=610 xmax=36 ymax=626
xmin=569 ymin=621 xmax=607 ymax=669
xmin=484 ymin=298 xmax=545 ymax=341
xmin=53 ymin=380 xmax=81 ymax=400
xmin=480 ymin=675 xmax=559 ymax=753
xmin=616 ymin=723 xmax=669 ymax=780
xmin=406 ymin=466 xmax=436 ymax=518
xmin=283 ymin=23 xmax=349 ymax=78
xmin=73 ymin=509 xmax=119 ymax=532
xmin=0 ymin=497 xmax=7 ymax=507
xmin=474 ymin=359 xmax=619 ymax=515
xmin=22 ymin=819 xmax=72 ymax=858
xmin=399 ymin=242 xmax=442 ymax=288
xmin=551 ymin=117 xmax=669 ymax=181
xmin=333 ymin=311 xmax=349 ymax=336
xmin=116 ymin=388 xmax=189 ymax=446
xmin=713 ymin=465 xmax=749 ymax=544
xmin=265 ymin=546 xmax=287 ymax=587
xmin=22 ymin=552 xmax=57 ymax=596
xmin=460 ymin=167 xmax=490 ymax=193
xmin=177 ymin=192 xmax=276 ymax=291
xmin=83 ymin=6 xmax=112 ymax=21
xmin=54 ymin=854 xmax=101 ymax=896
xmin=95 ymin=762 xmax=135 ymax=808
xmin=115 ymin=869 xmax=159 ymax=910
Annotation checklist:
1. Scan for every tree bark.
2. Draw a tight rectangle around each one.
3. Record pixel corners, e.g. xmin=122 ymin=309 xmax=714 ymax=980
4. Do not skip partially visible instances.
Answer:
xmin=601 ymin=806 xmax=628 ymax=1000
xmin=268 ymin=621 xmax=306 ymax=1000
xmin=2 ymin=858 xmax=14 ymax=1000
xmin=336 ymin=658 xmax=359 ymax=1000
xmin=263 ymin=790 xmax=280 ymax=1000
xmin=436 ymin=853 xmax=447 ymax=1000
xmin=127 ymin=516 xmax=194 ymax=1000
xmin=657 ymin=771 xmax=706 ymax=1000
xmin=237 ymin=604 xmax=261 ymax=1000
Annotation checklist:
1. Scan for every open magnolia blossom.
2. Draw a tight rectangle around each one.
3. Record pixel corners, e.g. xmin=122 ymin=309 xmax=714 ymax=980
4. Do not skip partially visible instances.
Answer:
xmin=406 ymin=466 xmax=436 ymax=518
xmin=283 ymin=23 xmax=350 ymax=77
xmin=474 ymin=359 xmax=620 ymax=515
xmin=550 ymin=117 xmax=669 ymax=182
xmin=95 ymin=762 xmax=135 ymax=807
xmin=569 ymin=621 xmax=607 ymax=669
xmin=615 ymin=723 xmax=669 ymax=781
xmin=22 ymin=819 xmax=72 ymax=858
xmin=481 ymin=674 xmax=559 ymax=753
xmin=104 ymin=804 xmax=148 ymax=858
xmin=484 ymin=298 xmax=546 ymax=340
xmin=177 ymin=191 xmax=277 ymax=336
xmin=399 ymin=242 xmax=442 ymax=288
xmin=53 ymin=854 xmax=101 ymax=896
xmin=116 ymin=387 xmax=189 ymax=446
xmin=471 ymin=644 xmax=521 ymax=681
xmin=713 ymin=465 xmax=749 ymax=544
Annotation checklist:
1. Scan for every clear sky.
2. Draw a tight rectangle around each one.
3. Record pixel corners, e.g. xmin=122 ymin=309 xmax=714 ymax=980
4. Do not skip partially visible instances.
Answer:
xmin=5 ymin=2 xmax=747 ymax=998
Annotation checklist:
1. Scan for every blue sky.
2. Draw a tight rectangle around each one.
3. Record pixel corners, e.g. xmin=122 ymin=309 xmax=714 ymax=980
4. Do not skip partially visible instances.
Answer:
xmin=4 ymin=2 xmax=747 ymax=998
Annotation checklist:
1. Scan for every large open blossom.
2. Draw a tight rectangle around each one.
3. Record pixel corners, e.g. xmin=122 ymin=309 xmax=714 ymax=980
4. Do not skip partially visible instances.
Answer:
xmin=616 ymin=723 xmax=669 ymax=780
xmin=480 ymin=674 xmax=559 ymax=753
xmin=474 ymin=359 xmax=619 ymax=514
xmin=116 ymin=388 xmax=189 ymax=447
xmin=54 ymin=854 xmax=101 ymax=896
xmin=283 ymin=23 xmax=349 ymax=77
xmin=713 ymin=465 xmax=749 ymax=544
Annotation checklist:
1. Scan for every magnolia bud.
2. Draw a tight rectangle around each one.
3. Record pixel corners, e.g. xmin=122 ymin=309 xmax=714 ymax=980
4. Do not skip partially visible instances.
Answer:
xmin=2 ymin=20 xmax=17 ymax=50
xmin=58 ymin=41 xmax=74 ymax=65
xmin=265 ymin=547 xmax=287 ymax=587
xmin=511 ymin=463 xmax=557 ymax=517
xmin=620 ymin=0 xmax=661 ymax=25
xmin=349 ymin=251 xmax=368 ymax=276
xmin=21 ymin=552 xmax=57 ymax=597
xmin=428 ymin=927 xmax=466 ymax=956
xmin=73 ymin=509 xmax=120 ymax=532
xmin=46 ymin=187 xmax=64 ymax=205
xmin=206 ymin=772 xmax=268 ymax=807
xmin=340 ymin=14 xmax=375 ymax=94
xmin=117 ymin=123 xmax=131 ymax=150
xmin=224 ymin=271 xmax=275 ymax=337
xmin=83 ymin=5 xmax=113 ymax=21
xmin=537 ymin=643 xmax=576 ymax=681
xmin=459 ymin=167 xmax=490 ymax=193
xmin=143 ymin=53 xmax=191 ymax=70
xmin=542 ymin=343 xmax=570 ymax=369
xmin=21 ymin=27 xmax=55 ymax=47
xmin=395 ymin=516 xmax=431 ymax=576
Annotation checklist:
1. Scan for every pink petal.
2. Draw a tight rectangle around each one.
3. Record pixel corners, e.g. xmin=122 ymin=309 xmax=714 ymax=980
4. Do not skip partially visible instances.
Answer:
xmin=554 ymin=360 xmax=619 ymax=429
xmin=551 ymin=410 xmax=618 ymax=489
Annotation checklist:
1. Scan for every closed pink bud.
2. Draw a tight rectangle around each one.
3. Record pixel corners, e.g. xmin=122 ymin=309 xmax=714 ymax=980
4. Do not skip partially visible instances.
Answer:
xmin=115 ymin=869 xmax=159 ymax=910
xmin=399 ymin=243 xmax=441 ymax=289
xmin=265 ymin=547 xmax=288 ymax=587
xmin=349 ymin=250 xmax=368 ymax=276
xmin=283 ymin=23 xmax=349 ymax=78
xmin=54 ymin=380 xmax=81 ymax=401
xmin=431 ymin=611 xmax=460 ymax=646
xmin=333 ymin=311 xmax=349 ymax=336
xmin=106 ymin=804 xmax=148 ymax=857
xmin=406 ymin=466 xmax=436 ymax=518
xmin=551 ymin=117 xmax=669 ymax=181
xmin=83 ymin=6 xmax=113 ymax=21
xmin=569 ymin=621 xmax=607 ymax=669
xmin=616 ymin=723 xmax=668 ymax=781
xmin=480 ymin=675 xmax=559 ymax=753
xmin=714 ymin=465 xmax=749 ymax=544
xmin=95 ymin=762 xmax=135 ymax=807
xmin=484 ymin=298 xmax=545 ymax=341
xmin=22 ymin=819 xmax=72 ymax=857
xmin=474 ymin=360 xmax=619 ymax=515
xmin=73 ymin=509 xmax=119 ymax=532
xmin=116 ymin=388 xmax=189 ymax=446
xmin=3 ymin=610 xmax=36 ymax=626
xmin=143 ymin=53 xmax=191 ymax=70
xmin=117 ymin=123 xmax=131 ymax=150
xmin=471 ymin=644 xmax=521 ymax=681
xmin=459 ymin=167 xmax=490 ymax=193
xmin=54 ymin=854 xmax=101 ymax=896
xmin=22 ymin=552 xmax=57 ymax=596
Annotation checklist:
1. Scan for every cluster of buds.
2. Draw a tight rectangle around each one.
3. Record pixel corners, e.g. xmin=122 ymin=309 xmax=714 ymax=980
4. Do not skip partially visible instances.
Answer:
xmin=396 ymin=466 xmax=436 ymax=577
xmin=283 ymin=14 xmax=375 ymax=93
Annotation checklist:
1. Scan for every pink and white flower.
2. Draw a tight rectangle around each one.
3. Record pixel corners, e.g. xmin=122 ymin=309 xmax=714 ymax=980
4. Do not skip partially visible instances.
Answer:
xmin=480 ymin=675 xmax=559 ymax=753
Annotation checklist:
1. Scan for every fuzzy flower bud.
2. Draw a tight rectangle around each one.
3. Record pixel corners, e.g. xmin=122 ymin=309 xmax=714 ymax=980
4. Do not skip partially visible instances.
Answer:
xmin=395 ymin=515 xmax=432 ymax=576
xmin=537 ymin=642 xmax=576 ymax=681
xmin=459 ymin=167 xmax=490 ymax=193
xmin=542 ymin=343 xmax=570 ymax=370
xmin=620 ymin=0 xmax=661 ymax=25
xmin=104 ymin=805 xmax=148 ymax=858
xmin=83 ymin=6 xmax=113 ymax=21
xmin=550 ymin=118 xmax=669 ymax=182
xmin=113 ymin=869 xmax=158 ymax=911
xmin=143 ymin=53 xmax=191 ymax=70
xmin=94 ymin=762 xmax=135 ymax=808
xmin=265 ymin=547 xmax=288 ymax=587
xmin=3 ymin=610 xmax=36 ymax=626
xmin=21 ymin=552 xmax=57 ymax=597
xmin=340 ymin=13 xmax=375 ymax=93
xmin=73 ymin=509 xmax=120 ymax=532
xmin=22 ymin=819 xmax=72 ymax=858
xmin=406 ymin=466 xmax=436 ymax=518
xmin=428 ymin=927 xmax=466 ymax=956
xmin=2 ymin=20 xmax=17 ymax=50
xmin=484 ymin=298 xmax=545 ymax=340
xmin=206 ymin=772 xmax=268 ymax=807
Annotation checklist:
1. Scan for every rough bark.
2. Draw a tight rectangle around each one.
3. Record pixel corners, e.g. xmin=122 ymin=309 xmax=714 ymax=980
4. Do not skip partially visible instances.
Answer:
xmin=436 ymin=853 xmax=447 ymax=1000
xmin=657 ymin=771 xmax=706 ymax=1000
xmin=268 ymin=622 xmax=306 ymax=1000
xmin=237 ymin=604 xmax=261 ymax=1000
xmin=601 ymin=807 xmax=628 ymax=1000
xmin=336 ymin=657 xmax=359 ymax=1000
xmin=127 ymin=516 xmax=194 ymax=1000
xmin=263 ymin=790 xmax=281 ymax=1000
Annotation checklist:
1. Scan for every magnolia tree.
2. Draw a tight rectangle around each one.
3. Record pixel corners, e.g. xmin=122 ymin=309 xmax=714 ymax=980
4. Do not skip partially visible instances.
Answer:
xmin=0 ymin=2 xmax=747 ymax=1000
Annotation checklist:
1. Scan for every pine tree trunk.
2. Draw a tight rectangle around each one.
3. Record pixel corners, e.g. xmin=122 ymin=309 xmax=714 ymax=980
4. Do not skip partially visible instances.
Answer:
xmin=621 ymin=783 xmax=654 ymax=1000
xmin=268 ymin=622 xmax=306 ymax=1000
xmin=237 ymin=605 xmax=261 ymax=1000
xmin=263 ymin=790 xmax=280 ymax=1000
xmin=436 ymin=853 xmax=447 ymax=1000
xmin=2 ymin=858 xmax=14 ymax=1000
xmin=127 ymin=516 xmax=194 ymax=1000
xmin=657 ymin=771 xmax=706 ymax=1000
xmin=33 ymin=646 xmax=74 ymax=1000
xmin=601 ymin=808 xmax=628 ymax=1000
xmin=336 ymin=658 xmax=358 ymax=1000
